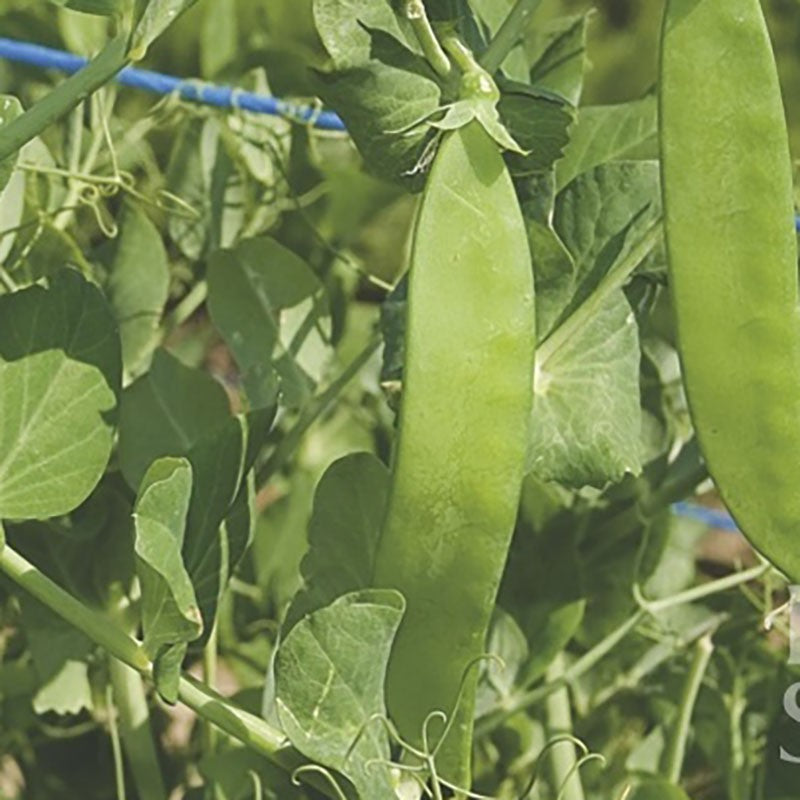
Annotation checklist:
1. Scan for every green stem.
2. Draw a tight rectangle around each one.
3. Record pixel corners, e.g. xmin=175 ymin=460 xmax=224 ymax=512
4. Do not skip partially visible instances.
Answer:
xmin=480 ymin=0 xmax=544 ymax=74
xmin=404 ymin=0 xmax=451 ymax=78
xmin=537 ymin=220 xmax=663 ymax=370
xmin=545 ymin=654 xmax=585 ymax=800
xmin=109 ymin=658 xmax=167 ymax=800
xmin=107 ymin=683 xmax=128 ymax=800
xmin=256 ymin=336 xmax=381 ymax=487
xmin=202 ymin=622 xmax=221 ymax=800
xmin=0 ymin=543 xmax=334 ymax=794
xmin=0 ymin=33 xmax=130 ymax=162
xmin=0 ymin=545 xmax=150 ymax=672
xmin=663 ymin=635 xmax=714 ymax=784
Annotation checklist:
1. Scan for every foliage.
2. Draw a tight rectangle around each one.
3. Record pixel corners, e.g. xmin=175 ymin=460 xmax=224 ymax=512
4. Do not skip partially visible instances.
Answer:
xmin=0 ymin=2 xmax=798 ymax=800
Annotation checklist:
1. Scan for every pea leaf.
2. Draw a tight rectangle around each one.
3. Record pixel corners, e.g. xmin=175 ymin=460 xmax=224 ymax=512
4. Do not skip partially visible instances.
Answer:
xmin=529 ymin=14 xmax=590 ymax=105
xmin=18 ymin=595 xmax=94 ymax=716
xmin=275 ymin=590 xmax=405 ymax=800
xmin=207 ymin=237 xmax=331 ymax=409
xmin=528 ymin=161 xmax=661 ymax=487
xmin=134 ymin=457 xmax=201 ymax=695
xmin=0 ymin=270 xmax=121 ymax=520
xmin=283 ymin=452 xmax=390 ymax=632
xmin=105 ymin=203 xmax=170 ymax=377
xmin=555 ymin=93 xmax=658 ymax=191
xmin=118 ymin=348 xmax=230 ymax=491
xmin=312 ymin=2 xmax=441 ymax=186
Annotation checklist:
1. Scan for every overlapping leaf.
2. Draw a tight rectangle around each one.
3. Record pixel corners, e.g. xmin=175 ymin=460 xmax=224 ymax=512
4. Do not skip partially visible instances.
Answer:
xmin=0 ymin=270 xmax=121 ymax=519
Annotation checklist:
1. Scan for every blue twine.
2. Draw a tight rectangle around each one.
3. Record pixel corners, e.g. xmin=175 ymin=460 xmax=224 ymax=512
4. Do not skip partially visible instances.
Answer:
xmin=671 ymin=501 xmax=739 ymax=532
xmin=0 ymin=37 xmax=346 ymax=131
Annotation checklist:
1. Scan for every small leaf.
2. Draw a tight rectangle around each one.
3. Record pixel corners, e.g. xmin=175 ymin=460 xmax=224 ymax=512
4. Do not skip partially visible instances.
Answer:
xmin=207 ymin=237 xmax=331 ymax=409
xmin=0 ymin=270 xmax=121 ymax=520
xmin=529 ymin=13 xmax=590 ymax=105
xmin=276 ymin=590 xmax=405 ymax=800
xmin=106 ymin=203 xmax=170 ymax=377
xmin=134 ymin=457 xmax=201 ymax=669
xmin=284 ymin=453 xmax=390 ymax=632
xmin=118 ymin=349 xmax=231 ymax=491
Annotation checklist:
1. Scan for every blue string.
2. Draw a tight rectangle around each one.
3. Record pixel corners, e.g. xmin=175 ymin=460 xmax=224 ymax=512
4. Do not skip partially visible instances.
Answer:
xmin=0 ymin=37 xmax=347 ymax=131
xmin=671 ymin=501 xmax=739 ymax=532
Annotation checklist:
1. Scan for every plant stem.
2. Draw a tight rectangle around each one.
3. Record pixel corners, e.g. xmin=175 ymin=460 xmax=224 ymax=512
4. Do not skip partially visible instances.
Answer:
xmin=109 ymin=658 xmax=168 ymax=800
xmin=0 ymin=33 xmax=130 ymax=162
xmin=0 ymin=544 xmax=150 ymax=672
xmin=404 ymin=0 xmax=451 ymax=78
xmin=545 ymin=654 xmax=585 ymax=800
xmin=202 ymin=622 xmax=221 ymax=800
xmin=256 ymin=336 xmax=381 ymax=487
xmin=0 ymin=543 xmax=331 ymax=793
xmin=481 ymin=0 xmax=544 ymax=74
xmin=537 ymin=220 xmax=662 ymax=371
xmin=107 ymin=683 xmax=128 ymax=800
xmin=663 ymin=634 xmax=714 ymax=784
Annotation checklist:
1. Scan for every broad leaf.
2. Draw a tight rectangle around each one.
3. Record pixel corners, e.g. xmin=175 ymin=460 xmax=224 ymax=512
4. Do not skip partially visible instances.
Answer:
xmin=207 ymin=237 xmax=330 ymax=409
xmin=134 ymin=458 xmax=201 ymax=687
xmin=118 ymin=348 xmax=230 ymax=491
xmin=106 ymin=203 xmax=170 ymax=377
xmin=18 ymin=595 xmax=94 ymax=716
xmin=555 ymin=93 xmax=658 ymax=191
xmin=284 ymin=452 xmax=389 ymax=632
xmin=0 ymin=270 xmax=121 ymax=519
xmin=276 ymin=590 xmax=404 ymax=800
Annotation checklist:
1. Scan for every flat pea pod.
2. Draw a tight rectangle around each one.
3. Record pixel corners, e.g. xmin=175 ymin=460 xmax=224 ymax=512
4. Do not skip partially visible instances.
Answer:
xmin=373 ymin=121 xmax=535 ymax=787
xmin=659 ymin=0 xmax=800 ymax=580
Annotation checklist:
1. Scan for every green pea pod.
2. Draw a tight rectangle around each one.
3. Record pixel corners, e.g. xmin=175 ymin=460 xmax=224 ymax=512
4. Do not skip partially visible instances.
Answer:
xmin=373 ymin=121 xmax=535 ymax=788
xmin=659 ymin=0 xmax=800 ymax=580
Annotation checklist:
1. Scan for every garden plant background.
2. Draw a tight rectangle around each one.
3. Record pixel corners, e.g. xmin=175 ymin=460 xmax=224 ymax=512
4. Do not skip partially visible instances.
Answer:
xmin=1 ymin=1 xmax=800 ymax=799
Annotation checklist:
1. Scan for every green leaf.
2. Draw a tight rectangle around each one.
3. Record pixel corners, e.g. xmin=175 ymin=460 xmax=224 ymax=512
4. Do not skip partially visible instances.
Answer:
xmin=555 ymin=93 xmax=658 ymax=191
xmin=118 ymin=348 xmax=231 ymax=491
xmin=200 ymin=0 xmax=238 ymax=77
xmin=275 ymin=590 xmax=405 ymax=800
xmin=312 ymin=13 xmax=441 ymax=187
xmin=50 ymin=0 xmax=123 ymax=16
xmin=134 ymin=457 xmax=202 ymax=663
xmin=18 ymin=595 xmax=94 ymax=716
xmin=530 ymin=292 xmax=641 ymax=486
xmin=0 ymin=96 xmax=23 ymax=194
xmin=131 ymin=0 xmax=200 ymax=59
xmin=526 ymin=162 xmax=661 ymax=487
xmin=207 ymin=237 xmax=331 ymax=409
xmin=529 ymin=13 xmax=589 ymax=105
xmin=105 ymin=203 xmax=170 ymax=377
xmin=284 ymin=452 xmax=390 ymax=632
xmin=0 ymin=270 xmax=121 ymax=520
xmin=498 ymin=83 xmax=574 ymax=176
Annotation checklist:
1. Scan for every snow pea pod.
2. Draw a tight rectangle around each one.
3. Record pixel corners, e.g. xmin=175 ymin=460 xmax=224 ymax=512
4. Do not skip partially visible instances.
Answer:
xmin=373 ymin=121 xmax=535 ymax=787
xmin=659 ymin=0 xmax=800 ymax=580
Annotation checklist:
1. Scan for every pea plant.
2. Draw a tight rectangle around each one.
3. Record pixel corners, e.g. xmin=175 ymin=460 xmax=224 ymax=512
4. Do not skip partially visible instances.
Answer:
xmin=0 ymin=1 xmax=798 ymax=799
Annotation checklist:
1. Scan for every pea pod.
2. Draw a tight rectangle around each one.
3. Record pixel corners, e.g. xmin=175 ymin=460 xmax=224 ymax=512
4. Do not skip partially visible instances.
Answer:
xmin=373 ymin=121 xmax=535 ymax=787
xmin=659 ymin=0 xmax=800 ymax=580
